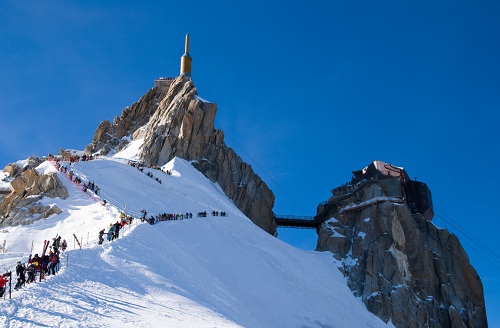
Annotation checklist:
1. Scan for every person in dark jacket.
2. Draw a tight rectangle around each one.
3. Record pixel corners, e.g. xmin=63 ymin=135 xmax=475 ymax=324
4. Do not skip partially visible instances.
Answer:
xmin=26 ymin=263 xmax=35 ymax=284
xmin=113 ymin=222 xmax=122 ymax=239
xmin=52 ymin=236 xmax=62 ymax=253
xmin=14 ymin=262 xmax=25 ymax=289
xmin=98 ymin=229 xmax=105 ymax=245
xmin=41 ymin=254 xmax=50 ymax=275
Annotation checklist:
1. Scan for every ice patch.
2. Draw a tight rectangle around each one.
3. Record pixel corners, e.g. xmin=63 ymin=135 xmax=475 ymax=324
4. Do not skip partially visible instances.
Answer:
xmin=326 ymin=217 xmax=338 ymax=224
xmin=194 ymin=94 xmax=211 ymax=103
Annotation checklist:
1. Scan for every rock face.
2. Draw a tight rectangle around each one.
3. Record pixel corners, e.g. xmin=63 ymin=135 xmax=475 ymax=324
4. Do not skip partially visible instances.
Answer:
xmin=86 ymin=86 xmax=169 ymax=156
xmin=0 ymin=159 xmax=68 ymax=226
xmin=87 ymin=76 xmax=276 ymax=234
xmin=316 ymin=162 xmax=487 ymax=328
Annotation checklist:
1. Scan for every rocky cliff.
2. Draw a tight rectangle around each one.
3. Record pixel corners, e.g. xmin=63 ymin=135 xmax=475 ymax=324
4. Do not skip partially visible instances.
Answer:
xmin=316 ymin=161 xmax=487 ymax=328
xmin=0 ymin=157 xmax=68 ymax=226
xmin=86 ymin=76 xmax=276 ymax=234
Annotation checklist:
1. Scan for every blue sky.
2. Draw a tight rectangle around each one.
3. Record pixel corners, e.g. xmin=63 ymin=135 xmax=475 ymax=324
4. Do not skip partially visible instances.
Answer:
xmin=1 ymin=0 xmax=499 ymax=325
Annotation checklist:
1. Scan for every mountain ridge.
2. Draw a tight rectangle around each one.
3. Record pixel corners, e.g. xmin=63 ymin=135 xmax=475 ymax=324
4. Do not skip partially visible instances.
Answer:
xmin=315 ymin=161 xmax=487 ymax=327
xmin=0 ymin=75 xmax=489 ymax=327
xmin=0 ymin=155 xmax=392 ymax=328
xmin=86 ymin=76 xmax=276 ymax=235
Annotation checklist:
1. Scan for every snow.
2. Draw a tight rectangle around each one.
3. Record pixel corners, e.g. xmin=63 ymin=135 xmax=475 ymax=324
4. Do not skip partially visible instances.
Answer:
xmin=194 ymin=94 xmax=211 ymax=103
xmin=112 ymin=138 xmax=144 ymax=162
xmin=35 ymin=160 xmax=59 ymax=175
xmin=325 ymin=217 xmax=338 ymax=224
xmin=0 ymin=154 xmax=393 ymax=328
xmin=339 ymin=196 xmax=404 ymax=214
xmin=388 ymin=245 xmax=411 ymax=282
xmin=331 ymin=228 xmax=346 ymax=238
xmin=14 ymin=159 xmax=28 ymax=168
xmin=0 ymin=171 xmax=10 ymax=191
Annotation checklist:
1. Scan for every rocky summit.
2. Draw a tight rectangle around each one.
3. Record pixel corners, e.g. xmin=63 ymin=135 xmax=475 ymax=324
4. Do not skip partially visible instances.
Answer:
xmin=86 ymin=76 xmax=276 ymax=234
xmin=315 ymin=161 xmax=487 ymax=328
xmin=0 ymin=156 xmax=67 ymax=226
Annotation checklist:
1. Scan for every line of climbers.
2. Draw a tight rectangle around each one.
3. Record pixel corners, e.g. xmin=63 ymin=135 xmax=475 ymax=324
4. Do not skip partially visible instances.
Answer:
xmin=1 ymin=236 xmax=68 ymax=298
xmin=128 ymin=160 xmax=171 ymax=184
xmin=139 ymin=209 xmax=228 ymax=225
xmin=55 ymin=162 xmax=101 ymax=195
xmin=49 ymin=157 xmax=232 ymax=247
xmin=50 ymin=159 xmax=103 ymax=203
xmin=58 ymin=153 xmax=99 ymax=163
xmin=97 ymin=212 xmax=135 ymax=245
xmin=52 ymin=157 xmax=231 ymax=229
xmin=49 ymin=153 xmax=99 ymax=164
xmin=128 ymin=160 xmax=173 ymax=176
xmin=97 ymin=207 xmax=231 ymax=244
xmin=3 ymin=157 xmax=233 ymax=299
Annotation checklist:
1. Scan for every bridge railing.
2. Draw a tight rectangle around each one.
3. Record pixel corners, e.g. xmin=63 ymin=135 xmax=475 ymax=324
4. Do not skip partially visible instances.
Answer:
xmin=274 ymin=214 xmax=315 ymax=221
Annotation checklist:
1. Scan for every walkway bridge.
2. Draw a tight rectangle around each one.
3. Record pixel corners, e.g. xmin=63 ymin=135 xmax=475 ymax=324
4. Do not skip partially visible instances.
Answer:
xmin=274 ymin=214 xmax=320 ymax=230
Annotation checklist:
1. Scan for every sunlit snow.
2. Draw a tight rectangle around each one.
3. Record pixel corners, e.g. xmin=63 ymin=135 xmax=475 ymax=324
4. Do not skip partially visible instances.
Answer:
xmin=0 ymin=148 xmax=393 ymax=328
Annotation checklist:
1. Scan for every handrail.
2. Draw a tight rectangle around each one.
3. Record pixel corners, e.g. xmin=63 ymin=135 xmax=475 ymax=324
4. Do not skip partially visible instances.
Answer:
xmin=274 ymin=214 xmax=315 ymax=221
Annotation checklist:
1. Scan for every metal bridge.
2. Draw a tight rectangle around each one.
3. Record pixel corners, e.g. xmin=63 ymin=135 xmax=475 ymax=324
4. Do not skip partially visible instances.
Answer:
xmin=274 ymin=215 xmax=320 ymax=230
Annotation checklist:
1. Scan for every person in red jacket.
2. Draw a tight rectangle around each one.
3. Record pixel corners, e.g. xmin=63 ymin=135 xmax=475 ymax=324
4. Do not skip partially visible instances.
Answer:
xmin=0 ymin=273 xmax=9 ymax=297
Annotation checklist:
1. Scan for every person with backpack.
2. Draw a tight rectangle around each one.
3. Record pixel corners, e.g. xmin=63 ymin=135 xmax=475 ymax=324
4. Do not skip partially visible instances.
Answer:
xmin=61 ymin=239 xmax=67 ymax=252
xmin=29 ymin=254 xmax=41 ymax=279
xmin=52 ymin=236 xmax=62 ymax=253
xmin=47 ymin=252 xmax=59 ymax=275
xmin=41 ymin=254 xmax=50 ymax=275
xmin=14 ymin=262 xmax=25 ymax=290
xmin=25 ymin=264 xmax=35 ymax=284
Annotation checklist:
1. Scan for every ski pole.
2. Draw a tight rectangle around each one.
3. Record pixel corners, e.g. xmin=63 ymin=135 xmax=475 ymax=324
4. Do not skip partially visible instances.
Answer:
xmin=8 ymin=271 xmax=11 ymax=299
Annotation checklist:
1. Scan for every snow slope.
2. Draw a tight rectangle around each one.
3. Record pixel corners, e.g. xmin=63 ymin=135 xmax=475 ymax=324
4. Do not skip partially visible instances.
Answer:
xmin=0 ymin=153 xmax=392 ymax=328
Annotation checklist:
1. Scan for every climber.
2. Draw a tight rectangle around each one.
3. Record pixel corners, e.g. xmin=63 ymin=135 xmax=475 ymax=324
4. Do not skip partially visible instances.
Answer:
xmin=98 ymin=229 xmax=105 ymax=245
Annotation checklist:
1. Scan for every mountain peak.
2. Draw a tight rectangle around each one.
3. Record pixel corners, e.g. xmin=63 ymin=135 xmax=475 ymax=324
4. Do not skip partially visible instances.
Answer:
xmin=86 ymin=76 xmax=276 ymax=234
xmin=316 ymin=160 xmax=487 ymax=327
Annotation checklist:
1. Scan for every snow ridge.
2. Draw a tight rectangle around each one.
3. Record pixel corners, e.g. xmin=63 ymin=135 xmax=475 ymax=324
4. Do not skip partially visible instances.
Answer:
xmin=0 ymin=154 xmax=392 ymax=328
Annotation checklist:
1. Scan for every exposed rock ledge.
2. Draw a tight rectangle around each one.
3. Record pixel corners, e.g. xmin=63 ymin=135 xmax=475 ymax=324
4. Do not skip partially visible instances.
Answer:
xmin=316 ymin=172 xmax=487 ymax=328
xmin=0 ymin=160 xmax=68 ymax=226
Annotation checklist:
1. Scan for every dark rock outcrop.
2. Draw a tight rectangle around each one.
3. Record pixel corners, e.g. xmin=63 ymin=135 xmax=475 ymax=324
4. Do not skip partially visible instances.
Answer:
xmin=316 ymin=162 xmax=487 ymax=328
xmin=87 ymin=76 xmax=276 ymax=234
